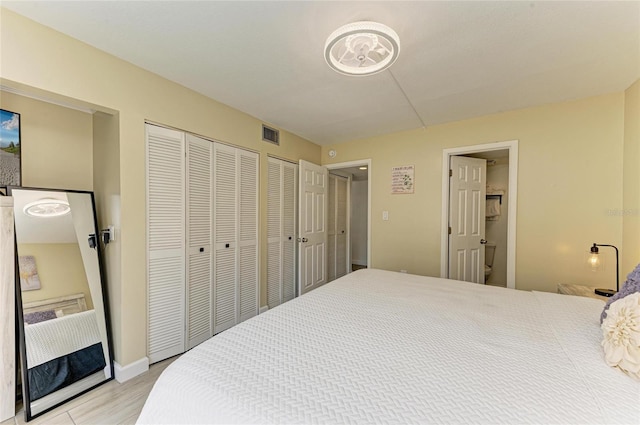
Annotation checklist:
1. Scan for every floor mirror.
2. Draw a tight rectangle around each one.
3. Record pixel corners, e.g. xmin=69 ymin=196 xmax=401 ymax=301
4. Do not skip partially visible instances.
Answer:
xmin=6 ymin=186 xmax=114 ymax=421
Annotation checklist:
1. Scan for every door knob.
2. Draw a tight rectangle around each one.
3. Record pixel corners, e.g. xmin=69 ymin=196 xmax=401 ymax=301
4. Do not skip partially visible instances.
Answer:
xmin=480 ymin=239 xmax=488 ymax=245
xmin=302 ymin=237 xmax=308 ymax=243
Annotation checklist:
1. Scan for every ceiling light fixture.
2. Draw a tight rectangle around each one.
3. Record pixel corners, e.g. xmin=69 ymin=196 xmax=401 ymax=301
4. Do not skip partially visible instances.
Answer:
xmin=23 ymin=199 xmax=71 ymax=218
xmin=324 ymin=21 xmax=400 ymax=76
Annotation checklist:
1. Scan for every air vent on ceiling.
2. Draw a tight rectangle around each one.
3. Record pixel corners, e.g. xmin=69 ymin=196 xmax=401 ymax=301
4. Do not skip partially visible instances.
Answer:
xmin=262 ymin=125 xmax=279 ymax=145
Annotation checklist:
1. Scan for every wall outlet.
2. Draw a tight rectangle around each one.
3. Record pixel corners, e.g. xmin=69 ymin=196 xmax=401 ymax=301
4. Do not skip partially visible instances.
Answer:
xmin=382 ymin=211 xmax=389 ymax=221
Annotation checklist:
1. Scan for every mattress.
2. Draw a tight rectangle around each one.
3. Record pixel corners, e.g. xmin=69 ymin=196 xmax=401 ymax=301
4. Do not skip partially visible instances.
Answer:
xmin=137 ymin=269 xmax=640 ymax=424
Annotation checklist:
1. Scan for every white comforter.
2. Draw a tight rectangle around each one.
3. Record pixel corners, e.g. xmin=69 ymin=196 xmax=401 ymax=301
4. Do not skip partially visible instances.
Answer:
xmin=138 ymin=269 xmax=640 ymax=424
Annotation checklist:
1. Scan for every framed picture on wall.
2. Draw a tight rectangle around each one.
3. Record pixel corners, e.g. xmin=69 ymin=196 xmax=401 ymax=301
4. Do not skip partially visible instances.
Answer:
xmin=0 ymin=108 xmax=21 ymax=186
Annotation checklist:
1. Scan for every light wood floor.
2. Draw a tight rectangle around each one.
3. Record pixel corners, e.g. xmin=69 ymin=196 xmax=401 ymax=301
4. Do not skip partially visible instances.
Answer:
xmin=2 ymin=357 xmax=177 ymax=425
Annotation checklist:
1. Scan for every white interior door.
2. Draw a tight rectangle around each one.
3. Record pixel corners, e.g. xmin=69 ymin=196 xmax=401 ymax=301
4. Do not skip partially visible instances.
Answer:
xmin=335 ymin=175 xmax=349 ymax=279
xmin=298 ymin=160 xmax=327 ymax=295
xmin=327 ymin=175 xmax=336 ymax=282
xmin=448 ymin=156 xmax=486 ymax=283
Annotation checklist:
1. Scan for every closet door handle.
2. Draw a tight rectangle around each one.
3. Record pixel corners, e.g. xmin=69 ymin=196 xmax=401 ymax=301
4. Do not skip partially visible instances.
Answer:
xmin=480 ymin=239 xmax=487 ymax=245
xmin=225 ymin=243 xmax=230 ymax=248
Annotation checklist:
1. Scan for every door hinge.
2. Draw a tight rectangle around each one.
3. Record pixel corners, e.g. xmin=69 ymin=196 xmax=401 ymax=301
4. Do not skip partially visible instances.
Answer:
xmin=449 ymin=169 xmax=453 ymax=177
xmin=448 ymin=226 xmax=451 ymax=235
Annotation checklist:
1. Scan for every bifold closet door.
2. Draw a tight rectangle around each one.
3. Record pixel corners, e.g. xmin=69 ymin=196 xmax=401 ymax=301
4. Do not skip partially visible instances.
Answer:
xmin=186 ymin=134 xmax=212 ymax=349
xmin=213 ymin=144 xmax=259 ymax=334
xmin=238 ymin=149 xmax=259 ymax=323
xmin=146 ymin=124 xmax=186 ymax=363
xmin=267 ymin=158 xmax=298 ymax=309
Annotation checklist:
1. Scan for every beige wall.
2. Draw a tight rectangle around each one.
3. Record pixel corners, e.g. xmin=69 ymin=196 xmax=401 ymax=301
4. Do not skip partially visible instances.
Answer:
xmin=322 ymin=93 xmax=625 ymax=293
xmin=623 ymin=80 xmax=640 ymax=274
xmin=1 ymin=9 xmax=320 ymax=366
xmin=18 ymin=243 xmax=93 ymax=310
xmin=92 ymin=112 xmax=123 ymax=360
xmin=0 ymin=91 xmax=93 ymax=191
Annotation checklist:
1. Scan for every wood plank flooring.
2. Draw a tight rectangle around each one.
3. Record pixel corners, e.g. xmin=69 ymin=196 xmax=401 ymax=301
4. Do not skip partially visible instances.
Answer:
xmin=2 ymin=357 xmax=177 ymax=425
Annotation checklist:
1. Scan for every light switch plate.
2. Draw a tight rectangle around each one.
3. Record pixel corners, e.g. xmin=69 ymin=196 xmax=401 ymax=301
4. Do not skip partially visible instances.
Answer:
xmin=382 ymin=211 xmax=389 ymax=221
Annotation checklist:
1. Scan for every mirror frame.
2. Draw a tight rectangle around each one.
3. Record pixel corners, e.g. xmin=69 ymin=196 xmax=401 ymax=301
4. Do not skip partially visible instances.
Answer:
xmin=6 ymin=186 xmax=114 ymax=421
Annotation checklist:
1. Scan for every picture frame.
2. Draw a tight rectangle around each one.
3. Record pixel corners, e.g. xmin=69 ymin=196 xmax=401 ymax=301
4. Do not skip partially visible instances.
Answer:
xmin=18 ymin=256 xmax=41 ymax=291
xmin=0 ymin=108 xmax=21 ymax=186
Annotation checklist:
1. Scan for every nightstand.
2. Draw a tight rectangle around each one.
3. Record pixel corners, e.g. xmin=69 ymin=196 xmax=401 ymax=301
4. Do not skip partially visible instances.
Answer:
xmin=557 ymin=283 xmax=611 ymax=302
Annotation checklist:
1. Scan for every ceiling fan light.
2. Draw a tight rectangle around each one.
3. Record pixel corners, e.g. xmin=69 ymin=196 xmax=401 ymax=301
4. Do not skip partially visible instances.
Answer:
xmin=325 ymin=21 xmax=400 ymax=76
xmin=24 ymin=199 xmax=71 ymax=218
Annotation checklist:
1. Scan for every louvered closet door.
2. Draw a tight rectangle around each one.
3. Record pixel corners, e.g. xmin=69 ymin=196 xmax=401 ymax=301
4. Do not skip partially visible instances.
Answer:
xmin=335 ymin=176 xmax=348 ymax=279
xmin=267 ymin=158 xmax=298 ymax=309
xmin=146 ymin=124 xmax=185 ymax=364
xmin=267 ymin=158 xmax=282 ymax=309
xmin=186 ymin=134 xmax=212 ymax=349
xmin=213 ymin=143 xmax=238 ymax=334
xmin=213 ymin=144 xmax=258 ymax=332
xmin=238 ymin=150 xmax=259 ymax=323
xmin=281 ymin=162 xmax=297 ymax=302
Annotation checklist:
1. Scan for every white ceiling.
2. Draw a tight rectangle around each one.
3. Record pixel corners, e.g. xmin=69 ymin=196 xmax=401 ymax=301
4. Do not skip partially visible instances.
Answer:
xmin=3 ymin=1 xmax=639 ymax=145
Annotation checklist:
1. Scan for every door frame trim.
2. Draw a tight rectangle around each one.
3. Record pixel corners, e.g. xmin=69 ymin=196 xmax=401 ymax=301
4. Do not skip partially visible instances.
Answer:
xmin=440 ymin=141 xmax=518 ymax=288
xmin=326 ymin=159 xmax=372 ymax=269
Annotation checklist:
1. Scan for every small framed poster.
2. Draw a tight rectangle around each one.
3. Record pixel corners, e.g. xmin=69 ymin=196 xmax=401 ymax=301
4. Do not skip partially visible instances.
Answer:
xmin=391 ymin=165 xmax=414 ymax=194
xmin=0 ymin=108 xmax=21 ymax=186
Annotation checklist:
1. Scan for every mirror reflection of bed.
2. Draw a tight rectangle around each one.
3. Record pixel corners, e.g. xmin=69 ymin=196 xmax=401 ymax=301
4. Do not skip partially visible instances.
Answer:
xmin=9 ymin=187 xmax=113 ymax=420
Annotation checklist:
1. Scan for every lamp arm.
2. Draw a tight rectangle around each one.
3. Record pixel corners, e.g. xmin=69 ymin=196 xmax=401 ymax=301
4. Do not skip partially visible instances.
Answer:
xmin=595 ymin=244 xmax=619 ymax=292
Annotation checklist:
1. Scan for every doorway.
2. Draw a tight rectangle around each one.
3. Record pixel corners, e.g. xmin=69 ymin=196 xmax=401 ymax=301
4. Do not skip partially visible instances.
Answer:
xmin=441 ymin=141 xmax=518 ymax=289
xmin=326 ymin=160 xmax=372 ymax=275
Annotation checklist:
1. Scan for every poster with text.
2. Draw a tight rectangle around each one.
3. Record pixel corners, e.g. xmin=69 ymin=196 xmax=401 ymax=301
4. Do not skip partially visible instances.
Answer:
xmin=391 ymin=165 xmax=414 ymax=194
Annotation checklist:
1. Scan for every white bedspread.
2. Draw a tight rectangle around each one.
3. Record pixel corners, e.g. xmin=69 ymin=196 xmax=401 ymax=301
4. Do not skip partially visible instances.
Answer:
xmin=25 ymin=309 xmax=102 ymax=368
xmin=138 ymin=269 xmax=640 ymax=424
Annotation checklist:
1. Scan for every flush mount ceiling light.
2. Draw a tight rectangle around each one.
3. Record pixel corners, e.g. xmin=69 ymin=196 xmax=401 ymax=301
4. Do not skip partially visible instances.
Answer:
xmin=324 ymin=21 xmax=400 ymax=76
xmin=23 ymin=199 xmax=70 ymax=218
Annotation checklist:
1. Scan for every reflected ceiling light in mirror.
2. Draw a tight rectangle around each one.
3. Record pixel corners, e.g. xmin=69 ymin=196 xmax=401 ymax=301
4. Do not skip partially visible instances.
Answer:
xmin=324 ymin=21 xmax=400 ymax=76
xmin=23 ymin=199 xmax=70 ymax=218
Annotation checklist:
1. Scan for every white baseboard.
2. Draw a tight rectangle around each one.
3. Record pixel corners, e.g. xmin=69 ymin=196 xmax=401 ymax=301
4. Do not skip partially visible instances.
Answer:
xmin=114 ymin=357 xmax=149 ymax=383
xmin=259 ymin=305 xmax=269 ymax=315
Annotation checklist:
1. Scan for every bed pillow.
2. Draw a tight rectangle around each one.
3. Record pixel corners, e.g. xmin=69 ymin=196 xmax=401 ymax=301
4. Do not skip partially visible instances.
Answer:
xmin=601 ymin=292 xmax=640 ymax=379
xmin=23 ymin=310 xmax=57 ymax=325
xmin=601 ymin=263 xmax=640 ymax=323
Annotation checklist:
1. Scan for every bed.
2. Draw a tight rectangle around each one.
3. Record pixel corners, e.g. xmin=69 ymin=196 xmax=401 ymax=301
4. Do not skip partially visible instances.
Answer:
xmin=22 ymin=294 xmax=106 ymax=402
xmin=137 ymin=269 xmax=640 ymax=424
